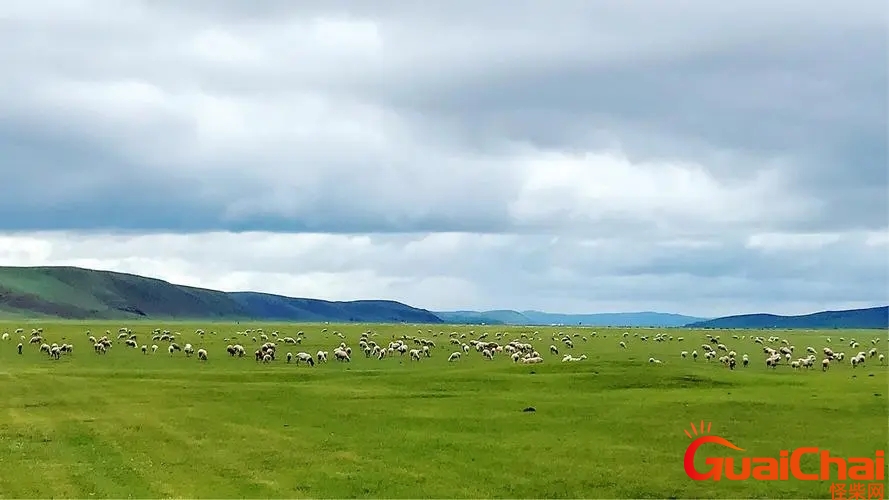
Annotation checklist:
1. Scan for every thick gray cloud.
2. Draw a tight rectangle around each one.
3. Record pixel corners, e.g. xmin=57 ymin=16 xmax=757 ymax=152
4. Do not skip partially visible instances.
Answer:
xmin=0 ymin=0 xmax=885 ymax=315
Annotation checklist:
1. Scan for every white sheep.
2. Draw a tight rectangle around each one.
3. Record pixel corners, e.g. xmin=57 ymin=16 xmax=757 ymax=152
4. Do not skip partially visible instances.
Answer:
xmin=197 ymin=349 xmax=208 ymax=361
xmin=448 ymin=352 xmax=461 ymax=362
xmin=562 ymin=354 xmax=587 ymax=362
xmin=295 ymin=352 xmax=315 ymax=366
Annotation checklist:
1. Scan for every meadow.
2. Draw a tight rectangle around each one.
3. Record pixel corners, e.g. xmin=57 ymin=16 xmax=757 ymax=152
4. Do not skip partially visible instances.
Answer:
xmin=0 ymin=320 xmax=886 ymax=499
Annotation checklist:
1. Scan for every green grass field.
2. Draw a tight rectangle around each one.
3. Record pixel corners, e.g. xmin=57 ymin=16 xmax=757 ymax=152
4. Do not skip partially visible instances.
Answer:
xmin=0 ymin=321 xmax=886 ymax=499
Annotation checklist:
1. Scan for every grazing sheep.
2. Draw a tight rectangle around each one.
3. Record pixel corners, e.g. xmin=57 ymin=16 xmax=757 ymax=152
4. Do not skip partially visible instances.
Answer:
xmin=151 ymin=344 xmax=159 ymax=353
xmin=295 ymin=352 xmax=315 ymax=366
xmin=197 ymin=349 xmax=208 ymax=361
xmin=562 ymin=354 xmax=587 ymax=362
xmin=851 ymin=354 xmax=866 ymax=367
xmin=286 ymin=352 xmax=293 ymax=363
xmin=141 ymin=345 xmax=147 ymax=354
xmin=333 ymin=349 xmax=350 ymax=362
xmin=448 ymin=352 xmax=461 ymax=362
xmin=822 ymin=358 xmax=830 ymax=371
xmin=317 ymin=350 xmax=328 ymax=363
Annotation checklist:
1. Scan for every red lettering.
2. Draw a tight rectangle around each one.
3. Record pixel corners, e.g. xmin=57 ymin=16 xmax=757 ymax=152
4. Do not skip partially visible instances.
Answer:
xmin=752 ymin=458 xmax=779 ymax=480
xmin=847 ymin=459 xmax=874 ymax=481
xmin=822 ymin=450 xmax=847 ymax=481
xmin=723 ymin=457 xmax=751 ymax=480
xmin=790 ymin=447 xmax=819 ymax=480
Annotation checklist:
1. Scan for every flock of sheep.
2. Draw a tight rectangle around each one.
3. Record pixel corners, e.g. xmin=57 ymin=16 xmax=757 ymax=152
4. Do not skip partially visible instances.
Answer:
xmin=661 ymin=331 xmax=884 ymax=370
xmin=2 ymin=325 xmax=885 ymax=372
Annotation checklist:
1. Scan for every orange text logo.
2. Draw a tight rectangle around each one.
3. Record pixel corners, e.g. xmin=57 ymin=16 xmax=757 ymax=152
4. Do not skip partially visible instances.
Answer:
xmin=683 ymin=421 xmax=885 ymax=482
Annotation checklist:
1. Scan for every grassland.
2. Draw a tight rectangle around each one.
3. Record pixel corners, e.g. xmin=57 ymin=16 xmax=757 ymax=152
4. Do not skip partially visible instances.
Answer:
xmin=0 ymin=320 xmax=886 ymax=498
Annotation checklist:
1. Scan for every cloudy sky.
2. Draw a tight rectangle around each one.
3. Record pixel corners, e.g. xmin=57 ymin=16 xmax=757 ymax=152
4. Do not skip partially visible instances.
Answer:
xmin=0 ymin=0 xmax=886 ymax=317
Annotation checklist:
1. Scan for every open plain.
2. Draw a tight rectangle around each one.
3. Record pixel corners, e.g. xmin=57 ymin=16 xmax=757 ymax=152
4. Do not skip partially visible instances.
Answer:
xmin=0 ymin=321 xmax=886 ymax=499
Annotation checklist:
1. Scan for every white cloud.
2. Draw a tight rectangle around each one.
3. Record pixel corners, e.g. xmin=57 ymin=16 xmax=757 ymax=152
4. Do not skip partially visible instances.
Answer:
xmin=0 ymin=230 xmax=885 ymax=317
xmin=745 ymin=232 xmax=844 ymax=251
xmin=0 ymin=0 xmax=885 ymax=316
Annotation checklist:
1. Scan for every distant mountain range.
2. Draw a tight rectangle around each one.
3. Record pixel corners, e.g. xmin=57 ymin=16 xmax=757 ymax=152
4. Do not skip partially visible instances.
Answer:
xmin=685 ymin=306 xmax=889 ymax=330
xmin=0 ymin=266 xmax=441 ymax=323
xmin=434 ymin=310 xmax=707 ymax=327
xmin=0 ymin=266 xmax=885 ymax=329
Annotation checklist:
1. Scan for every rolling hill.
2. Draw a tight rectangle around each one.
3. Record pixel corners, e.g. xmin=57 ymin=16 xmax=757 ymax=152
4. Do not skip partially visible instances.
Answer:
xmin=0 ymin=266 xmax=442 ymax=323
xmin=1 ymin=266 xmax=885 ymax=329
xmin=684 ymin=306 xmax=889 ymax=329
xmin=435 ymin=309 xmax=708 ymax=327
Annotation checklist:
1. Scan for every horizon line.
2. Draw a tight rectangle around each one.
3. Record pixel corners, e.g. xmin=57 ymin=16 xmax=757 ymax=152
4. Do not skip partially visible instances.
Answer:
xmin=0 ymin=264 xmax=886 ymax=320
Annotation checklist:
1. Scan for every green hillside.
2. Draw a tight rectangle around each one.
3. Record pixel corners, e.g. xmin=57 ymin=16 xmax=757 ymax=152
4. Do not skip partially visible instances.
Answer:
xmin=0 ymin=266 xmax=442 ymax=323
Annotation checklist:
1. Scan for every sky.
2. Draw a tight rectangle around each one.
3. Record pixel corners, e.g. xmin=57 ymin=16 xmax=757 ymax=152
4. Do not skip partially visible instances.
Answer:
xmin=0 ymin=0 xmax=887 ymax=318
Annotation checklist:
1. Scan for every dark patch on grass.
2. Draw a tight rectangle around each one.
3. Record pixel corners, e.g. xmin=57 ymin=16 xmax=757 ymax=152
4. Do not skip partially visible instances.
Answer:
xmin=412 ymin=392 xmax=456 ymax=399
xmin=675 ymin=374 xmax=734 ymax=387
